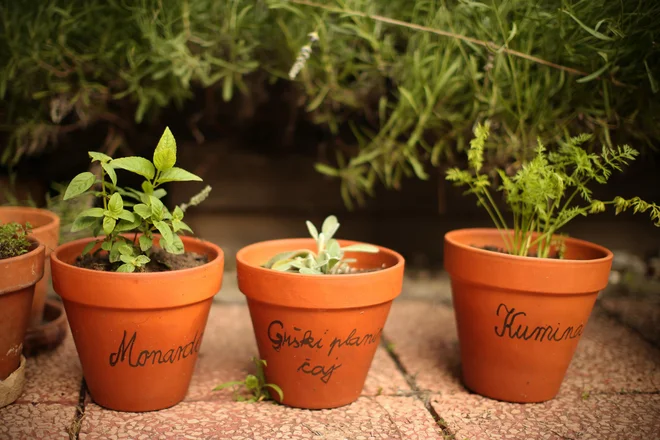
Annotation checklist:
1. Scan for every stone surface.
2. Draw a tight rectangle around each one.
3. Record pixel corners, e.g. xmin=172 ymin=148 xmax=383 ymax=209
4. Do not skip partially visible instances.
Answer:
xmin=79 ymin=397 xmax=443 ymax=440
xmin=432 ymin=393 xmax=660 ymax=440
xmin=0 ymin=403 xmax=75 ymax=440
xmin=599 ymin=295 xmax=660 ymax=346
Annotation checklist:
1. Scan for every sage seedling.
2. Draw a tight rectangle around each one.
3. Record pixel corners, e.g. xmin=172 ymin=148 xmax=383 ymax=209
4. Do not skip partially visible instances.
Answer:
xmin=263 ymin=215 xmax=378 ymax=274
xmin=63 ymin=127 xmax=211 ymax=272
xmin=446 ymin=122 xmax=660 ymax=258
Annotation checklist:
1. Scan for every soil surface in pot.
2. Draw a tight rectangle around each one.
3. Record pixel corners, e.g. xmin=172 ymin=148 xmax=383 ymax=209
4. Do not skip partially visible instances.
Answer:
xmin=75 ymin=249 xmax=208 ymax=272
xmin=478 ymin=245 xmax=560 ymax=259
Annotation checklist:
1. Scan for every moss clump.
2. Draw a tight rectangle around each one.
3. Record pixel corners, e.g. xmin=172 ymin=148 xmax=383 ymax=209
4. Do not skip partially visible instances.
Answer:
xmin=0 ymin=222 xmax=32 ymax=260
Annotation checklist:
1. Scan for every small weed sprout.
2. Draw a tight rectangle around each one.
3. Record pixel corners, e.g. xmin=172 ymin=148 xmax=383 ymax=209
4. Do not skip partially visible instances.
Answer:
xmin=213 ymin=357 xmax=283 ymax=403
xmin=62 ymin=127 xmax=211 ymax=272
xmin=262 ymin=215 xmax=378 ymax=274
xmin=446 ymin=122 xmax=660 ymax=258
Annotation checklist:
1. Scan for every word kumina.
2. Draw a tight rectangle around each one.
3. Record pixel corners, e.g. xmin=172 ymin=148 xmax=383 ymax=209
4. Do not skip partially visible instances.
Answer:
xmin=494 ymin=304 xmax=584 ymax=342
xmin=109 ymin=330 xmax=203 ymax=367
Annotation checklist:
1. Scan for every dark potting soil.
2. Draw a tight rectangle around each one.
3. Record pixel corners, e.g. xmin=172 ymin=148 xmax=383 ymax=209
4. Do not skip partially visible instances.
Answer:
xmin=75 ymin=248 xmax=208 ymax=272
xmin=477 ymin=245 xmax=560 ymax=259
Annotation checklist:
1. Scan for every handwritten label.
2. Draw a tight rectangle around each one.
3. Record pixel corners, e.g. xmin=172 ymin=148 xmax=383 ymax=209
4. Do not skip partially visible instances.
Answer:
xmin=109 ymin=330 xmax=203 ymax=367
xmin=494 ymin=303 xmax=584 ymax=342
xmin=267 ymin=320 xmax=381 ymax=384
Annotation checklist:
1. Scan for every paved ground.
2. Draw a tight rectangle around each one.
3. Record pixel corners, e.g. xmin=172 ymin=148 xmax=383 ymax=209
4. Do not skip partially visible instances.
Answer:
xmin=1 ymin=278 xmax=659 ymax=440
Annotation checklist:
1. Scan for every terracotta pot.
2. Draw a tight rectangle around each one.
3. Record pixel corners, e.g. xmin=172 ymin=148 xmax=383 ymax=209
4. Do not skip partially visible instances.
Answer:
xmin=0 ymin=238 xmax=45 ymax=386
xmin=236 ymin=238 xmax=405 ymax=409
xmin=444 ymin=228 xmax=613 ymax=403
xmin=51 ymin=235 xmax=224 ymax=412
xmin=0 ymin=207 xmax=60 ymax=327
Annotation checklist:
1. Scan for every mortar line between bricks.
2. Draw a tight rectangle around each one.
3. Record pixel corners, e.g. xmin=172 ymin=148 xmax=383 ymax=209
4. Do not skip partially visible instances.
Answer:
xmin=68 ymin=378 xmax=87 ymax=440
xmin=380 ymin=333 xmax=454 ymax=439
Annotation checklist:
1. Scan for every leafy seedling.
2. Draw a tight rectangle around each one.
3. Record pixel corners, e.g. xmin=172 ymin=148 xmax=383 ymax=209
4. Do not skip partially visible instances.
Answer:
xmin=446 ymin=122 xmax=660 ymax=258
xmin=62 ymin=127 xmax=212 ymax=271
xmin=262 ymin=215 xmax=379 ymax=274
xmin=213 ymin=357 xmax=283 ymax=403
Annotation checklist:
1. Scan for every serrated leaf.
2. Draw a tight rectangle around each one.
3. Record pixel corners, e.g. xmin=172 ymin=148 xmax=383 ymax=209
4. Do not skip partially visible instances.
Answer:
xmin=101 ymin=241 xmax=112 ymax=251
xmin=71 ymin=215 xmax=100 ymax=232
xmin=111 ymin=157 xmax=155 ymax=179
xmin=135 ymin=255 xmax=150 ymax=266
xmin=153 ymin=127 xmax=177 ymax=171
xmin=173 ymin=206 xmax=184 ymax=220
xmin=163 ymin=233 xmax=184 ymax=254
xmin=116 ymin=263 xmax=135 ymax=273
xmin=157 ymin=167 xmax=202 ymax=183
xmin=102 ymin=163 xmax=117 ymax=185
xmin=139 ymin=235 xmax=153 ymax=252
xmin=117 ymin=243 xmax=134 ymax=256
xmin=103 ymin=216 xmax=116 ymax=235
xmin=120 ymin=255 xmax=134 ymax=264
xmin=108 ymin=193 xmax=123 ymax=216
xmin=82 ymin=240 xmax=97 ymax=255
xmin=109 ymin=241 xmax=122 ymax=263
xmin=78 ymin=208 xmax=105 ymax=218
xmin=154 ymin=221 xmax=173 ymax=245
xmin=150 ymin=196 xmax=165 ymax=221
xmin=133 ymin=204 xmax=151 ymax=219
xmin=88 ymin=151 xmax=112 ymax=163
xmin=172 ymin=219 xmax=193 ymax=233
xmin=64 ymin=172 xmax=95 ymax=200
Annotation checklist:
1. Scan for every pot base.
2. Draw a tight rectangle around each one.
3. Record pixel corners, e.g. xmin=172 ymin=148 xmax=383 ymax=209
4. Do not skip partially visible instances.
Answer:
xmin=0 ymin=356 xmax=27 ymax=408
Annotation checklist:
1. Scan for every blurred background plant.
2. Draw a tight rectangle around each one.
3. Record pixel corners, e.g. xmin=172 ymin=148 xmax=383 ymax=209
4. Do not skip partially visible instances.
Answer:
xmin=0 ymin=0 xmax=658 ymax=208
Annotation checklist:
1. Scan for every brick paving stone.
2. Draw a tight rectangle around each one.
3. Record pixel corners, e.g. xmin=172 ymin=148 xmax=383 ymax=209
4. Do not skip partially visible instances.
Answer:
xmin=0 ymin=403 xmax=75 ymax=440
xmin=599 ymin=296 xmax=660 ymax=346
xmin=16 ymin=326 xmax=82 ymax=405
xmin=383 ymin=301 xmax=660 ymax=397
xmin=186 ymin=304 xmax=410 ymax=403
xmin=431 ymin=392 xmax=660 ymax=440
xmin=79 ymin=396 xmax=444 ymax=440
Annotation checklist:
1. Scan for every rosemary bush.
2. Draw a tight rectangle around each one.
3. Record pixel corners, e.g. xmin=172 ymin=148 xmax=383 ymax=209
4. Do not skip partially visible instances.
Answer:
xmin=447 ymin=122 xmax=660 ymax=258
xmin=1 ymin=1 xmax=658 ymax=208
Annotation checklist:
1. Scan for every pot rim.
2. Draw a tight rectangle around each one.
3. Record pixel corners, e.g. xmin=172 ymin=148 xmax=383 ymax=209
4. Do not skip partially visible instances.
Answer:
xmin=0 ymin=237 xmax=45 ymax=294
xmin=0 ymin=206 xmax=60 ymax=235
xmin=445 ymin=228 xmax=613 ymax=264
xmin=51 ymin=234 xmax=223 ymax=277
xmin=236 ymin=238 xmax=405 ymax=278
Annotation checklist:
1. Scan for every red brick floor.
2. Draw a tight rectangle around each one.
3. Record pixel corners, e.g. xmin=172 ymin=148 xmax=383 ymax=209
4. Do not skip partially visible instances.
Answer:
xmin=1 ymin=301 xmax=658 ymax=440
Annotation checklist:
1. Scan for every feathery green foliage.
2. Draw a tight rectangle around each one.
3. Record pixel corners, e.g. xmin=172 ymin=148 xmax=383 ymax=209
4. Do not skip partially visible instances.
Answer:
xmin=1 ymin=1 xmax=658 ymax=211
xmin=447 ymin=123 xmax=660 ymax=258
xmin=62 ymin=127 xmax=211 ymax=272
xmin=0 ymin=222 xmax=32 ymax=260
xmin=263 ymin=215 xmax=378 ymax=274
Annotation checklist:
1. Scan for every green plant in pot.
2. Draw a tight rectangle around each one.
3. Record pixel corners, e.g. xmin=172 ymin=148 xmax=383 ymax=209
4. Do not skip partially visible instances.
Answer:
xmin=444 ymin=122 xmax=660 ymax=403
xmin=0 ymin=222 xmax=45 ymax=408
xmin=235 ymin=215 xmax=405 ymax=409
xmin=50 ymin=127 xmax=224 ymax=412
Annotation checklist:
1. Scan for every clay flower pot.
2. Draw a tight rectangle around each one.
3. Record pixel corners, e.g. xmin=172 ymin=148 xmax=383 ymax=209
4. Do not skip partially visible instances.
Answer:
xmin=444 ymin=228 xmax=613 ymax=403
xmin=51 ymin=235 xmax=224 ymax=412
xmin=236 ymin=238 xmax=405 ymax=409
xmin=0 ymin=207 xmax=60 ymax=328
xmin=0 ymin=237 xmax=45 ymax=408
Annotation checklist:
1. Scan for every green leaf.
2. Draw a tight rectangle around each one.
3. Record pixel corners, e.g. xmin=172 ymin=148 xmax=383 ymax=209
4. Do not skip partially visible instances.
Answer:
xmin=327 ymin=239 xmax=341 ymax=258
xmin=172 ymin=219 xmax=193 ymax=233
xmin=212 ymin=381 xmax=245 ymax=391
xmin=141 ymin=180 xmax=154 ymax=194
xmin=154 ymin=221 xmax=173 ymax=245
xmin=343 ymin=244 xmax=379 ymax=253
xmin=152 ymin=189 xmax=167 ymax=199
xmin=162 ymin=231 xmax=184 ymax=254
xmin=108 ymin=193 xmax=123 ymax=216
xmin=264 ymin=384 xmax=284 ymax=402
xmin=64 ymin=172 xmax=95 ymax=200
xmin=82 ymin=240 xmax=97 ymax=255
xmin=103 ymin=216 xmax=117 ymax=235
xmin=88 ymin=151 xmax=112 ymax=163
xmin=245 ymin=375 xmax=259 ymax=390
xmin=111 ymin=157 xmax=156 ymax=180
xmin=315 ymin=163 xmax=339 ymax=177
xmin=118 ymin=210 xmax=136 ymax=222
xmin=562 ymin=10 xmax=614 ymax=41
xmin=109 ymin=241 xmax=122 ymax=263
xmin=139 ymin=235 xmax=153 ymax=252
xmin=153 ymin=127 xmax=177 ymax=171
xmin=78 ymin=208 xmax=105 ymax=218
xmin=299 ymin=267 xmax=321 ymax=275
xmin=71 ymin=215 xmax=100 ymax=232
xmin=321 ymin=215 xmax=339 ymax=240
xmin=135 ymin=255 xmax=150 ymax=266
xmin=117 ymin=243 xmax=134 ymax=256
xmin=576 ymin=63 xmax=611 ymax=84
xmin=306 ymin=221 xmax=318 ymax=240
xmin=150 ymin=196 xmax=165 ymax=221
xmin=173 ymin=206 xmax=184 ymax=220
xmin=120 ymin=255 xmax=134 ymax=264
xmin=116 ymin=263 xmax=135 ymax=273
xmin=102 ymin=163 xmax=117 ymax=185
xmin=114 ymin=216 xmax=141 ymax=232
xmin=101 ymin=241 xmax=112 ymax=251
xmin=156 ymin=167 xmax=202 ymax=183
xmin=133 ymin=204 xmax=151 ymax=219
